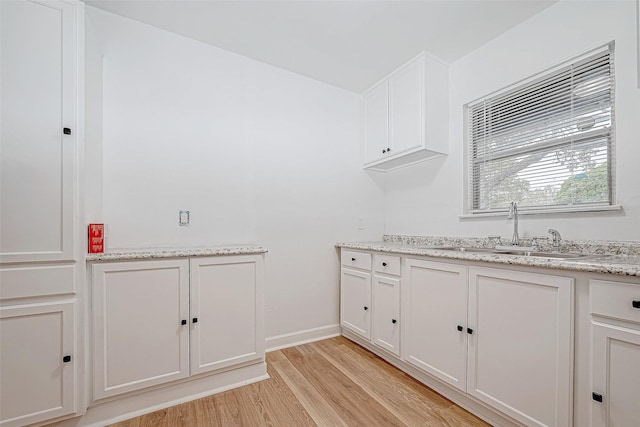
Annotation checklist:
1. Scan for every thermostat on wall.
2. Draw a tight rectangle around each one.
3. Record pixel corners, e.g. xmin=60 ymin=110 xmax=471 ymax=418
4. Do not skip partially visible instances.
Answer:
xmin=179 ymin=210 xmax=190 ymax=226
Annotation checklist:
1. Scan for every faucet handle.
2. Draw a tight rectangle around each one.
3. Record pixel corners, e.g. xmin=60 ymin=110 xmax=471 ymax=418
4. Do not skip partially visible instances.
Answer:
xmin=548 ymin=229 xmax=562 ymax=250
xmin=488 ymin=235 xmax=502 ymax=247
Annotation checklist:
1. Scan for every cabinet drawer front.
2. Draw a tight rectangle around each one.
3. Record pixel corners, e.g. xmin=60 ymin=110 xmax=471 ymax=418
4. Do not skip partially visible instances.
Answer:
xmin=591 ymin=280 xmax=640 ymax=324
xmin=0 ymin=264 xmax=75 ymax=301
xmin=341 ymin=250 xmax=372 ymax=270
xmin=373 ymin=254 xmax=400 ymax=276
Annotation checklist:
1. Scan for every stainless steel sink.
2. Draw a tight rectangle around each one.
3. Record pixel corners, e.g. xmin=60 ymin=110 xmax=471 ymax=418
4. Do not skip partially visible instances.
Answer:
xmin=427 ymin=246 xmax=498 ymax=253
xmin=497 ymin=250 xmax=604 ymax=259
xmin=427 ymin=246 xmax=605 ymax=260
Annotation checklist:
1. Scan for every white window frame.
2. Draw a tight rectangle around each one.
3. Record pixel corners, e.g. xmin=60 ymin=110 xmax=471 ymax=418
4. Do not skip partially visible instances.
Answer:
xmin=463 ymin=43 xmax=619 ymax=217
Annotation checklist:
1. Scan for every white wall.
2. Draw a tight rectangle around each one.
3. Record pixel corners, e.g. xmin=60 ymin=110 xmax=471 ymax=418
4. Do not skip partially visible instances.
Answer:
xmin=384 ymin=0 xmax=640 ymax=242
xmin=86 ymin=7 xmax=385 ymax=340
xmin=84 ymin=14 xmax=103 ymax=224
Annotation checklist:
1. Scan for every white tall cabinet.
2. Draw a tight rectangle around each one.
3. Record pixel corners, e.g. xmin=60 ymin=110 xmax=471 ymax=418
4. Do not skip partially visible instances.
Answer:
xmin=0 ymin=1 xmax=84 ymax=426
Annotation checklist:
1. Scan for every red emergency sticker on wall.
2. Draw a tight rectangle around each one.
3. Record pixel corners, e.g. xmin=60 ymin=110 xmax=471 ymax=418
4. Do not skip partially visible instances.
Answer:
xmin=89 ymin=224 xmax=104 ymax=253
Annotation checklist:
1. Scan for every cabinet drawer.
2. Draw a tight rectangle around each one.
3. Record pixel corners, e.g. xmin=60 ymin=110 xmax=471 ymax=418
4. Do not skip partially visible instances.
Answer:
xmin=0 ymin=264 xmax=75 ymax=301
xmin=341 ymin=250 xmax=372 ymax=271
xmin=373 ymin=254 xmax=401 ymax=276
xmin=591 ymin=280 xmax=640 ymax=324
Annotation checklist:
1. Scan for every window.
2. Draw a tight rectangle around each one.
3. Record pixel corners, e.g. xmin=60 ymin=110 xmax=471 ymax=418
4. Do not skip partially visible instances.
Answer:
xmin=467 ymin=43 xmax=615 ymax=214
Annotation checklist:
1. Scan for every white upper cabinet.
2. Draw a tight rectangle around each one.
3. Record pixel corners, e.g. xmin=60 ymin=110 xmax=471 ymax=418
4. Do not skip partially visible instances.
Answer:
xmin=362 ymin=52 xmax=448 ymax=171
xmin=0 ymin=0 xmax=79 ymax=263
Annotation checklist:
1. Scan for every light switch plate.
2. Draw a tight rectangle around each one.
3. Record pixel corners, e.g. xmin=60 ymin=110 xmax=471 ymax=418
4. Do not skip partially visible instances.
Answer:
xmin=179 ymin=210 xmax=190 ymax=226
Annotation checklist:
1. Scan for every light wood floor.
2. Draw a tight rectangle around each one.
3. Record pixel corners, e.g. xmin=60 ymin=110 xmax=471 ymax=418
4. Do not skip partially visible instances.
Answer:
xmin=109 ymin=336 xmax=490 ymax=426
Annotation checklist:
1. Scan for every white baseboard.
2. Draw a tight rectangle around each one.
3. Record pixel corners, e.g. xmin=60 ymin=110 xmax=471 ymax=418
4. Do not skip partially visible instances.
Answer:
xmin=266 ymin=324 xmax=340 ymax=352
xmin=51 ymin=362 xmax=268 ymax=427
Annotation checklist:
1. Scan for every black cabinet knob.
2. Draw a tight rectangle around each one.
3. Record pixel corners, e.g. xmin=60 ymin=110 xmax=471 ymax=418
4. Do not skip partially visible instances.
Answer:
xmin=351 ymin=257 xmax=356 ymax=261
xmin=382 ymin=149 xmax=387 ymax=154
xmin=457 ymin=325 xmax=463 ymax=332
xmin=392 ymin=319 xmax=397 ymax=324
xmin=467 ymin=328 xmax=474 ymax=335
xmin=632 ymin=300 xmax=640 ymax=309
xmin=592 ymin=392 xmax=603 ymax=402
xmin=63 ymin=127 xmax=71 ymax=135
xmin=382 ymin=262 xmax=387 ymax=267
xmin=181 ymin=319 xmax=187 ymax=325
xmin=363 ymin=306 xmax=369 ymax=311
xmin=192 ymin=317 xmax=198 ymax=323
xmin=386 ymin=147 xmax=391 ymax=152
xmin=63 ymin=355 xmax=71 ymax=363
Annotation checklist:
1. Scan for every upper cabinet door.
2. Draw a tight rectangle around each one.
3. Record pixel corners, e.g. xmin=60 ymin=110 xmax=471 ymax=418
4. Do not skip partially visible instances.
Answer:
xmin=389 ymin=58 xmax=422 ymax=156
xmin=363 ymin=82 xmax=389 ymax=164
xmin=1 ymin=0 xmax=79 ymax=263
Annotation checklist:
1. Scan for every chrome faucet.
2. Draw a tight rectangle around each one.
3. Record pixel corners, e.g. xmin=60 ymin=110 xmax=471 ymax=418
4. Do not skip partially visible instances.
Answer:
xmin=508 ymin=202 xmax=519 ymax=246
xmin=548 ymin=229 xmax=562 ymax=251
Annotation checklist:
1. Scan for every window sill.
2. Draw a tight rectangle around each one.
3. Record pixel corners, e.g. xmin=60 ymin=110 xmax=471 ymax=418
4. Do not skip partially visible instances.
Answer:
xmin=459 ymin=204 xmax=623 ymax=219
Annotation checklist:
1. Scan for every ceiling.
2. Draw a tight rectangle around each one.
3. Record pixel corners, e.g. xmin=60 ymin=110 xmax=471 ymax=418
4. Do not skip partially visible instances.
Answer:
xmin=85 ymin=0 xmax=558 ymax=93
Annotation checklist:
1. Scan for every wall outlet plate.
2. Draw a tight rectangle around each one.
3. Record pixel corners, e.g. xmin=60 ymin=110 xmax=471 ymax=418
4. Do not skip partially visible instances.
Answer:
xmin=179 ymin=210 xmax=190 ymax=226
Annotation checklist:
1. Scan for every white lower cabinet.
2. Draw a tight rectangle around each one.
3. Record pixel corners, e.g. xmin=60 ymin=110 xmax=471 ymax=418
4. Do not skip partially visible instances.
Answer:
xmin=92 ymin=255 xmax=264 ymax=401
xmin=340 ymin=250 xmax=401 ymax=355
xmin=92 ymin=259 xmax=190 ymax=399
xmin=403 ymin=259 xmax=574 ymax=427
xmin=0 ymin=301 xmax=76 ymax=427
xmin=189 ymin=256 xmax=263 ymax=375
xmin=467 ymin=267 xmax=574 ymax=427
xmin=403 ymin=259 xmax=468 ymax=391
xmin=340 ymin=267 xmax=372 ymax=340
xmin=590 ymin=279 xmax=640 ymax=427
xmin=591 ymin=323 xmax=640 ymax=427
xmin=372 ymin=274 xmax=400 ymax=356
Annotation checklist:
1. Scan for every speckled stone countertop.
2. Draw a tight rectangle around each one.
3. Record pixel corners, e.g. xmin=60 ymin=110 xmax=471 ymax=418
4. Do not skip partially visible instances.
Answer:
xmin=86 ymin=245 xmax=267 ymax=262
xmin=337 ymin=235 xmax=640 ymax=277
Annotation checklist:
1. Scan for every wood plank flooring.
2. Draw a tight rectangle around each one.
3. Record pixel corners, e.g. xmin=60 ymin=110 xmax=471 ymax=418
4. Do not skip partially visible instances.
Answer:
xmin=109 ymin=336 xmax=490 ymax=426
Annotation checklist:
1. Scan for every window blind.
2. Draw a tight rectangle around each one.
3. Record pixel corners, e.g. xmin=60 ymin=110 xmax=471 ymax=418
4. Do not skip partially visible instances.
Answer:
xmin=467 ymin=43 xmax=614 ymax=213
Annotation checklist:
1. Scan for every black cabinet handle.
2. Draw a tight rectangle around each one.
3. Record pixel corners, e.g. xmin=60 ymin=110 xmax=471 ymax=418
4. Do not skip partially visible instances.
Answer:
xmin=457 ymin=325 xmax=463 ymax=332
xmin=386 ymin=147 xmax=391 ymax=152
xmin=392 ymin=319 xmax=397 ymax=324
xmin=382 ymin=149 xmax=387 ymax=154
xmin=382 ymin=262 xmax=387 ymax=267
xmin=363 ymin=306 xmax=368 ymax=311
xmin=63 ymin=127 xmax=71 ymax=135
xmin=351 ymin=257 xmax=356 ymax=261
xmin=632 ymin=300 xmax=640 ymax=309
xmin=181 ymin=319 xmax=187 ymax=325
xmin=192 ymin=318 xmax=198 ymax=323
xmin=467 ymin=328 xmax=474 ymax=335
xmin=592 ymin=392 xmax=603 ymax=402
xmin=63 ymin=355 xmax=71 ymax=363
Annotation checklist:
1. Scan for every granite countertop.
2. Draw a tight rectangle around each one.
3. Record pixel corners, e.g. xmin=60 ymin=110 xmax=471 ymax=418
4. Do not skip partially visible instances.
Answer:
xmin=336 ymin=237 xmax=640 ymax=277
xmin=86 ymin=244 xmax=267 ymax=262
